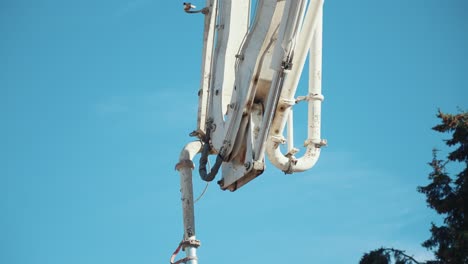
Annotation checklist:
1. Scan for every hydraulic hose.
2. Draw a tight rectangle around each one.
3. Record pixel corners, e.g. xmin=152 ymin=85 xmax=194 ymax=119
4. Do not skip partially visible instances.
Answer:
xmin=198 ymin=125 xmax=223 ymax=182
xmin=198 ymin=143 xmax=223 ymax=182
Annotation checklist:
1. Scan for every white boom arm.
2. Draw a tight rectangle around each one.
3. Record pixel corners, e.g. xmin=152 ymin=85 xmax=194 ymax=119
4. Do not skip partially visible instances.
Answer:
xmin=173 ymin=1 xmax=325 ymax=263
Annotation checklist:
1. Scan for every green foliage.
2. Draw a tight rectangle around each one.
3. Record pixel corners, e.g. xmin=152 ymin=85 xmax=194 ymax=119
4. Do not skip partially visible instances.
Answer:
xmin=360 ymin=248 xmax=390 ymax=264
xmin=359 ymin=110 xmax=468 ymax=264
xmin=359 ymin=248 xmax=419 ymax=264
xmin=417 ymin=110 xmax=468 ymax=264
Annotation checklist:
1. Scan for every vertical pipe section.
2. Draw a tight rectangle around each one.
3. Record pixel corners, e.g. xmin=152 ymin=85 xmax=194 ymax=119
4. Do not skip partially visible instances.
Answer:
xmin=266 ymin=0 xmax=324 ymax=172
xmin=197 ymin=0 xmax=218 ymax=133
xmin=175 ymin=141 xmax=203 ymax=264
xmin=308 ymin=7 xmax=323 ymax=145
xmin=287 ymin=110 xmax=294 ymax=152
xmin=186 ymin=247 xmax=198 ymax=264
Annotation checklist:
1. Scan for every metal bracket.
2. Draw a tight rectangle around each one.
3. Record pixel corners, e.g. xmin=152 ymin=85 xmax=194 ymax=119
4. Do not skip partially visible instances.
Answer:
xmin=304 ymin=138 xmax=327 ymax=148
xmin=279 ymin=98 xmax=295 ymax=107
xmin=271 ymin=135 xmax=286 ymax=144
xmin=284 ymin=156 xmax=298 ymax=174
xmin=180 ymin=239 xmax=201 ymax=249
xmin=175 ymin=160 xmax=195 ymax=171
xmin=281 ymin=60 xmax=293 ymax=70
xmin=170 ymin=238 xmax=201 ymax=264
xmin=235 ymin=54 xmax=245 ymax=60
xmin=296 ymin=93 xmax=325 ymax=103
xmin=285 ymin=147 xmax=299 ymax=157
xmin=189 ymin=129 xmax=206 ymax=141
xmin=183 ymin=2 xmax=210 ymax=14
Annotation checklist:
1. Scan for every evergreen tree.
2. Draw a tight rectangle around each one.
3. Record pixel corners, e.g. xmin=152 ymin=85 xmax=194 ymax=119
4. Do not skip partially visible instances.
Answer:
xmin=417 ymin=110 xmax=468 ymax=263
xmin=360 ymin=248 xmax=390 ymax=264
xmin=359 ymin=110 xmax=468 ymax=264
xmin=359 ymin=248 xmax=419 ymax=264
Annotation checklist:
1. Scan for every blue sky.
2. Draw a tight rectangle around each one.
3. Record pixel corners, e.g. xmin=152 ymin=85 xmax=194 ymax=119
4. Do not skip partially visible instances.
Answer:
xmin=2 ymin=0 xmax=467 ymax=263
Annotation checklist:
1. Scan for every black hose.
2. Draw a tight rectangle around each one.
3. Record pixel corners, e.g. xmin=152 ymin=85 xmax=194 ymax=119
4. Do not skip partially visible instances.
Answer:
xmin=198 ymin=124 xmax=223 ymax=182
xmin=199 ymin=150 xmax=223 ymax=182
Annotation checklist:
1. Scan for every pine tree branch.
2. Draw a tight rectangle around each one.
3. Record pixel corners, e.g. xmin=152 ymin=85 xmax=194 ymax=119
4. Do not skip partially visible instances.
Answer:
xmin=382 ymin=248 xmax=422 ymax=264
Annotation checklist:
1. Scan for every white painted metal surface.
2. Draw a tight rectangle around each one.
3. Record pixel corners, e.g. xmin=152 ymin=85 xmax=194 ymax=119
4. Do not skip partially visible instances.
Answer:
xmin=175 ymin=141 xmax=202 ymax=264
xmin=209 ymin=0 xmax=250 ymax=151
xmin=184 ymin=0 xmax=327 ymax=189
xmin=175 ymin=0 xmax=327 ymax=261
xmin=266 ymin=0 xmax=326 ymax=173
xmin=220 ymin=0 xmax=278 ymax=160
xmin=196 ymin=0 xmax=218 ymax=134
xmin=253 ymin=0 xmax=307 ymax=162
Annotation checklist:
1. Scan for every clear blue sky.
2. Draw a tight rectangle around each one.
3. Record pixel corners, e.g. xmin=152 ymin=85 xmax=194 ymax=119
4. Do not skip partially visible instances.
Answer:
xmin=2 ymin=1 xmax=467 ymax=263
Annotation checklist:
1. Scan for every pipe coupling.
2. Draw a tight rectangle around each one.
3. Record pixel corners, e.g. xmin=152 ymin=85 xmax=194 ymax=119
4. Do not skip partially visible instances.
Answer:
xmin=175 ymin=160 xmax=195 ymax=171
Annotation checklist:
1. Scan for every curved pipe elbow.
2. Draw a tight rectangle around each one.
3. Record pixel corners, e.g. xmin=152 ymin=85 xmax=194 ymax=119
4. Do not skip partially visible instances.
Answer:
xmin=266 ymin=140 xmax=321 ymax=173
xmin=177 ymin=141 xmax=203 ymax=168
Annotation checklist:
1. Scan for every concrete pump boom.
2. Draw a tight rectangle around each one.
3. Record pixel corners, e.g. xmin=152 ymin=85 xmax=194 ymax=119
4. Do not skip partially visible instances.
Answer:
xmin=173 ymin=1 xmax=325 ymax=263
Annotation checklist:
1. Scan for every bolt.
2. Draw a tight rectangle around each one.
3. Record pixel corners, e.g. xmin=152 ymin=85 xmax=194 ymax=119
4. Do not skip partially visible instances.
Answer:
xmin=217 ymin=179 xmax=224 ymax=187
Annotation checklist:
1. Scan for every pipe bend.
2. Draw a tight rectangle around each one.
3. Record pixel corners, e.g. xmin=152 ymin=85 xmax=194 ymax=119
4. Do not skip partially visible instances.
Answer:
xmin=176 ymin=141 xmax=203 ymax=170
xmin=266 ymin=139 xmax=321 ymax=173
